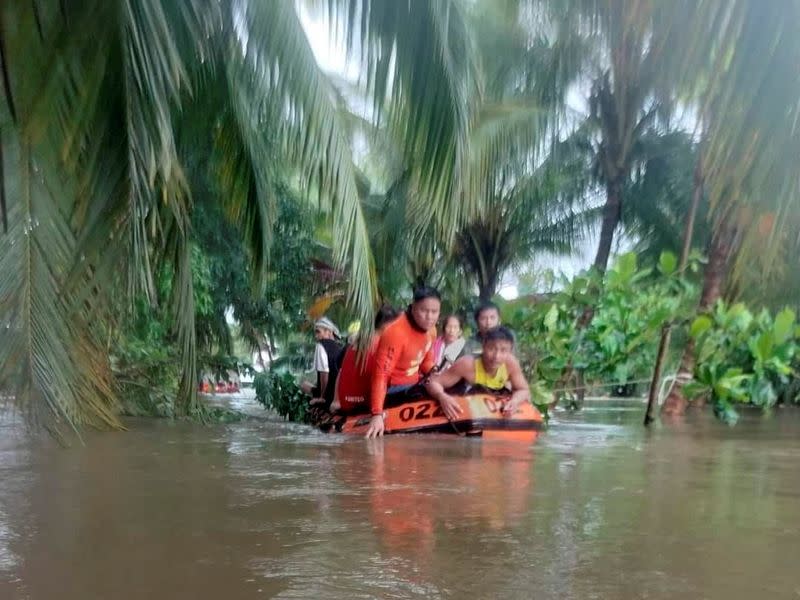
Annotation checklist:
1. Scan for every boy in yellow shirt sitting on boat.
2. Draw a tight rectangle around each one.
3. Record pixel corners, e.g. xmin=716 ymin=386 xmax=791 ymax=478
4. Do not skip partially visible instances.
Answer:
xmin=425 ymin=326 xmax=530 ymax=421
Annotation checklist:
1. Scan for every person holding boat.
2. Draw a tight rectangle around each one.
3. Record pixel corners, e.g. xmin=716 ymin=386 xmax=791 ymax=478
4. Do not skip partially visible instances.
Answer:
xmin=300 ymin=316 xmax=344 ymax=409
xmin=425 ymin=326 xmax=530 ymax=421
xmin=330 ymin=304 xmax=399 ymax=414
xmin=365 ymin=287 xmax=441 ymax=438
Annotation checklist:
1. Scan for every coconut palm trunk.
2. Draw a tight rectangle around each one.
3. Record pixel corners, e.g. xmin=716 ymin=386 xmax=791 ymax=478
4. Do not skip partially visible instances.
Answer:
xmin=680 ymin=158 xmax=705 ymax=267
xmin=662 ymin=218 xmax=736 ymax=415
xmin=593 ymin=178 xmax=624 ymax=271
xmin=569 ymin=176 xmax=623 ymax=403
xmin=478 ymin=272 xmax=499 ymax=304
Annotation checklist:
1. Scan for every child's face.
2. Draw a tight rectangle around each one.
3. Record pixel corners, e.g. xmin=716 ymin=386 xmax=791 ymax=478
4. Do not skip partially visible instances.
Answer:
xmin=444 ymin=317 xmax=462 ymax=342
xmin=477 ymin=309 xmax=500 ymax=334
xmin=481 ymin=339 xmax=513 ymax=371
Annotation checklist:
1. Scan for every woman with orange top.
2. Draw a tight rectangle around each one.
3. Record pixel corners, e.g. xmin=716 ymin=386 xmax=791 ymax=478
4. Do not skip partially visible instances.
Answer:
xmin=365 ymin=287 xmax=441 ymax=438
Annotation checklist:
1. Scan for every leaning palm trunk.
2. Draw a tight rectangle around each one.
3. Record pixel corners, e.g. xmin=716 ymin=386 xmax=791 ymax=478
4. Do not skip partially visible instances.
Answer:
xmin=593 ymin=178 xmax=624 ymax=271
xmin=680 ymin=158 xmax=705 ymax=268
xmin=662 ymin=219 xmax=737 ymax=415
xmin=565 ymin=177 xmax=624 ymax=406
xmin=576 ymin=178 xmax=623 ymax=323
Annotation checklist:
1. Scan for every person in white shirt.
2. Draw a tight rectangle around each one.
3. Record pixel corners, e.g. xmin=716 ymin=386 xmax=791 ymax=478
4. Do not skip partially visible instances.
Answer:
xmin=300 ymin=317 xmax=343 ymax=408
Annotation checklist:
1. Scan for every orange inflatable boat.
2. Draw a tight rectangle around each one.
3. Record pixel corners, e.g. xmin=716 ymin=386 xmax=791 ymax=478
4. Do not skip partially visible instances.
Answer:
xmin=335 ymin=394 xmax=544 ymax=440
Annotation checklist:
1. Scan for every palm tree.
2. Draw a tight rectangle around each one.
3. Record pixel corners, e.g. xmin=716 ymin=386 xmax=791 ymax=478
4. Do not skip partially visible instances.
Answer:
xmin=535 ymin=0 xmax=693 ymax=275
xmin=0 ymin=0 xmax=478 ymax=432
xmin=619 ymin=131 xmax=704 ymax=263
xmin=661 ymin=0 xmax=800 ymax=415
xmin=456 ymin=135 xmax=594 ymax=302
xmin=449 ymin=2 xmax=590 ymax=302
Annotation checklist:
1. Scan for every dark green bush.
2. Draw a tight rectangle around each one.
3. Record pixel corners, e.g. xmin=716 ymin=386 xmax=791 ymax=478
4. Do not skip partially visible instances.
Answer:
xmin=254 ymin=371 xmax=310 ymax=423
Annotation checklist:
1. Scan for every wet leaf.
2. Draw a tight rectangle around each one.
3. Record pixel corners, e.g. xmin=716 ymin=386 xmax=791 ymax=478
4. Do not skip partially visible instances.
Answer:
xmin=713 ymin=400 xmax=739 ymax=426
xmin=726 ymin=303 xmax=753 ymax=331
xmin=658 ymin=251 xmax=677 ymax=275
xmin=683 ymin=381 xmax=710 ymax=399
xmin=773 ymin=308 xmax=796 ymax=344
xmin=690 ymin=315 xmax=713 ymax=338
xmin=749 ymin=377 xmax=777 ymax=407
xmin=613 ymin=252 xmax=638 ymax=283
xmin=750 ymin=331 xmax=774 ymax=364
xmin=544 ymin=303 xmax=559 ymax=332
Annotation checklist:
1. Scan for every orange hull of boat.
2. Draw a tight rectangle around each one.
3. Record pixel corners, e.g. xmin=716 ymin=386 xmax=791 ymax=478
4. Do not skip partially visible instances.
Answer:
xmin=337 ymin=394 xmax=543 ymax=440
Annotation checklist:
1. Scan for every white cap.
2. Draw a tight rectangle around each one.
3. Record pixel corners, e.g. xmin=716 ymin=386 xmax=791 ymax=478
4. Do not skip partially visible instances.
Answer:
xmin=314 ymin=317 xmax=340 ymax=338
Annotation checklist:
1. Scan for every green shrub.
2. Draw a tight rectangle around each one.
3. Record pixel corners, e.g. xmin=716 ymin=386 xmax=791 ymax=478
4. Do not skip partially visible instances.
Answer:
xmin=686 ymin=302 xmax=800 ymax=423
xmin=254 ymin=371 xmax=310 ymax=423
xmin=506 ymin=251 xmax=698 ymax=398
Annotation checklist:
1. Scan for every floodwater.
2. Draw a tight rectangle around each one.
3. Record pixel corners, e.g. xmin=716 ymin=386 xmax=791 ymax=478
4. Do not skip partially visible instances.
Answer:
xmin=1 ymin=398 xmax=799 ymax=599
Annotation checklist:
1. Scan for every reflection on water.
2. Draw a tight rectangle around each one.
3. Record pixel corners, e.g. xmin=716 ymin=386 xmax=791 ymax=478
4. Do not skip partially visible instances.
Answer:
xmin=1 ymin=400 xmax=800 ymax=599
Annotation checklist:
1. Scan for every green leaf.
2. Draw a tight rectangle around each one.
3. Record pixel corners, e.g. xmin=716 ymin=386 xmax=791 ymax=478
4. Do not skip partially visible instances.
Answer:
xmin=682 ymin=381 xmax=710 ymax=399
xmin=645 ymin=306 xmax=671 ymax=329
xmin=726 ymin=303 xmax=753 ymax=331
xmin=658 ymin=251 xmax=677 ymax=275
xmin=713 ymin=400 xmax=739 ymax=426
xmin=766 ymin=357 xmax=793 ymax=377
xmin=773 ymin=308 xmax=796 ymax=344
xmin=714 ymin=371 xmax=751 ymax=402
xmin=690 ymin=315 xmax=713 ymax=338
xmin=750 ymin=331 xmax=775 ymax=364
xmin=749 ymin=377 xmax=777 ymax=407
xmin=614 ymin=252 xmax=638 ymax=282
xmin=544 ymin=303 xmax=559 ymax=332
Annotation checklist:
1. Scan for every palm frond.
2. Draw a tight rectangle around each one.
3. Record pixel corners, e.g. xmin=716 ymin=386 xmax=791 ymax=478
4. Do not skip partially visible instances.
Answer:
xmin=230 ymin=0 xmax=377 ymax=330
xmin=310 ymin=0 xmax=481 ymax=242
xmin=621 ymin=130 xmax=704 ymax=261
xmin=685 ymin=1 xmax=800 ymax=291
xmin=0 ymin=133 xmax=120 ymax=434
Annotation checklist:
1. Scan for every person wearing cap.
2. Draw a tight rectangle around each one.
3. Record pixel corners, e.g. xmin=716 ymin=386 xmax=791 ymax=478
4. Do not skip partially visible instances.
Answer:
xmin=300 ymin=316 xmax=344 ymax=409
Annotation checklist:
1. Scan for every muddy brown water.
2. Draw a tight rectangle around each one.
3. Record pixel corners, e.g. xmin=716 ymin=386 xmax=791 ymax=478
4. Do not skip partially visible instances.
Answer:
xmin=1 ymin=397 xmax=799 ymax=599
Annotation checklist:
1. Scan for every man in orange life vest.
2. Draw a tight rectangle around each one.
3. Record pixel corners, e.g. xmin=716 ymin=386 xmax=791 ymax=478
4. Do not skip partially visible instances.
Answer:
xmin=365 ymin=287 xmax=441 ymax=438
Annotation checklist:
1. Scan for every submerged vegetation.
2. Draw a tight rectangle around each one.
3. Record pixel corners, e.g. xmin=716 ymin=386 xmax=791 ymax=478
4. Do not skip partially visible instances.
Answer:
xmin=2 ymin=0 xmax=800 ymax=432
xmin=686 ymin=303 xmax=800 ymax=423
xmin=253 ymin=371 xmax=310 ymax=424
xmin=506 ymin=252 xmax=699 ymax=400
xmin=505 ymin=252 xmax=800 ymax=422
